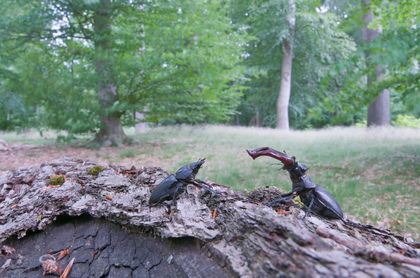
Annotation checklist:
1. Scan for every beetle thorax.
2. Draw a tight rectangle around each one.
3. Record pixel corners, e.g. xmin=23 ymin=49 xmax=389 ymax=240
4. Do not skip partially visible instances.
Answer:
xmin=287 ymin=162 xmax=317 ymax=192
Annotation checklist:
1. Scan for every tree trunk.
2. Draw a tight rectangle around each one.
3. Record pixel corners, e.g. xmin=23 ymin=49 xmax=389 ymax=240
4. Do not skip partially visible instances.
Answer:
xmin=276 ymin=0 xmax=295 ymax=130
xmin=367 ymin=86 xmax=390 ymax=127
xmin=363 ymin=0 xmax=390 ymax=127
xmin=1 ymin=158 xmax=419 ymax=277
xmin=92 ymin=0 xmax=130 ymax=146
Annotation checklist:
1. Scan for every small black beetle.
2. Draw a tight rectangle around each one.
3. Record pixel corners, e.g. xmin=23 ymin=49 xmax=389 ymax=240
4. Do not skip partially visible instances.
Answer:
xmin=247 ymin=147 xmax=344 ymax=220
xmin=149 ymin=158 xmax=216 ymax=207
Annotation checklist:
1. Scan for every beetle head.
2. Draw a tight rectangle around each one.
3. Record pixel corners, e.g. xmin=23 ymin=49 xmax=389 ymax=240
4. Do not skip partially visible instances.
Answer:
xmin=176 ymin=158 xmax=206 ymax=182
xmin=190 ymin=158 xmax=206 ymax=175
xmin=287 ymin=163 xmax=308 ymax=180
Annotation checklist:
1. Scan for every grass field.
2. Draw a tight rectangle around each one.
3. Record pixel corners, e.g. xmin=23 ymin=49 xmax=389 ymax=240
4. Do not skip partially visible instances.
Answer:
xmin=1 ymin=125 xmax=420 ymax=240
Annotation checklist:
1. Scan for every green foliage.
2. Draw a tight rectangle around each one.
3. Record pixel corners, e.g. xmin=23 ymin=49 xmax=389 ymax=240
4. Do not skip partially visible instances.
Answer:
xmin=137 ymin=1 xmax=248 ymax=124
xmin=311 ymin=26 xmax=419 ymax=123
xmin=0 ymin=91 xmax=27 ymax=130
xmin=393 ymin=115 xmax=420 ymax=128
xmin=371 ymin=0 xmax=419 ymax=30
xmin=310 ymin=0 xmax=420 ymax=124
xmin=0 ymin=0 xmax=247 ymax=134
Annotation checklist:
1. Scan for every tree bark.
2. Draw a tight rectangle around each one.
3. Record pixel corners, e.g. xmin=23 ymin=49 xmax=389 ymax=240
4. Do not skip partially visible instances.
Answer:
xmin=1 ymin=158 xmax=419 ymax=277
xmin=92 ymin=0 xmax=130 ymax=146
xmin=363 ymin=0 xmax=390 ymax=127
xmin=367 ymin=87 xmax=390 ymax=127
xmin=276 ymin=0 xmax=295 ymax=130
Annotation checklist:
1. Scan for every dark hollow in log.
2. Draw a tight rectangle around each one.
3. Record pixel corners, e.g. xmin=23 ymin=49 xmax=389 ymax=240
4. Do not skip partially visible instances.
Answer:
xmin=1 ymin=215 xmax=234 ymax=278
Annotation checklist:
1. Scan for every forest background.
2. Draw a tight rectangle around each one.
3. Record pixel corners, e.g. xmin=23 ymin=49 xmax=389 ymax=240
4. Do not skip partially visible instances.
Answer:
xmin=0 ymin=0 xmax=419 ymax=143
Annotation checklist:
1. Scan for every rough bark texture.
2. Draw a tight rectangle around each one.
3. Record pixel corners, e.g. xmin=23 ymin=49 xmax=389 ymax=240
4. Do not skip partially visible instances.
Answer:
xmin=276 ymin=0 xmax=295 ymax=131
xmin=0 ymin=158 xmax=419 ymax=277
xmin=363 ymin=0 xmax=391 ymax=127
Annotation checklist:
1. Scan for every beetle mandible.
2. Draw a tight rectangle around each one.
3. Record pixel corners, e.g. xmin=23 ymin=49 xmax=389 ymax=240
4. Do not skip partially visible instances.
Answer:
xmin=149 ymin=158 xmax=216 ymax=207
xmin=246 ymin=147 xmax=344 ymax=220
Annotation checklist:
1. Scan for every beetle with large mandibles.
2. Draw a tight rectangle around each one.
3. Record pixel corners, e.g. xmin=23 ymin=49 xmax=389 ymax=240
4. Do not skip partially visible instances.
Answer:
xmin=149 ymin=158 xmax=217 ymax=207
xmin=246 ymin=147 xmax=344 ymax=221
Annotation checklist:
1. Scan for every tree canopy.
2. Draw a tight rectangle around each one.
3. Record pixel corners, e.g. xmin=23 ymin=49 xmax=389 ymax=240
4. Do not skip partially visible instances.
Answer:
xmin=0 ymin=0 xmax=247 ymax=143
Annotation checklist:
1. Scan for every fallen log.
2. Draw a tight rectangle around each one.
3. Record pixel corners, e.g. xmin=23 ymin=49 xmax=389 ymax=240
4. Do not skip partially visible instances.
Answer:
xmin=0 ymin=157 xmax=419 ymax=277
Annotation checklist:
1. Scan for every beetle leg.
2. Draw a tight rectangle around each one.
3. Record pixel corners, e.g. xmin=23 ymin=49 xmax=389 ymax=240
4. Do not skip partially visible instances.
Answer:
xmin=150 ymin=195 xmax=171 ymax=207
xmin=195 ymin=179 xmax=213 ymax=188
xmin=343 ymin=219 xmax=371 ymax=229
xmin=267 ymin=193 xmax=298 ymax=206
xmin=302 ymin=197 xmax=315 ymax=220
xmin=170 ymin=186 xmax=183 ymax=207
xmin=281 ymin=191 xmax=296 ymax=198
xmin=192 ymin=182 xmax=217 ymax=195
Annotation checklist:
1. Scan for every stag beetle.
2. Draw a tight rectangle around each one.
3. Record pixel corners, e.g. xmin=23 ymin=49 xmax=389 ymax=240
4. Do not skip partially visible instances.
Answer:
xmin=246 ymin=147 xmax=344 ymax=221
xmin=149 ymin=158 xmax=216 ymax=207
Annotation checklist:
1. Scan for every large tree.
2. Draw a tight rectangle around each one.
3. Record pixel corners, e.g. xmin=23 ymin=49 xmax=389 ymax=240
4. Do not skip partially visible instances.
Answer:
xmin=0 ymin=0 xmax=246 ymax=144
xmin=363 ymin=0 xmax=390 ymax=127
xmin=93 ymin=0 xmax=129 ymax=145
xmin=0 ymin=0 xmax=133 ymax=145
